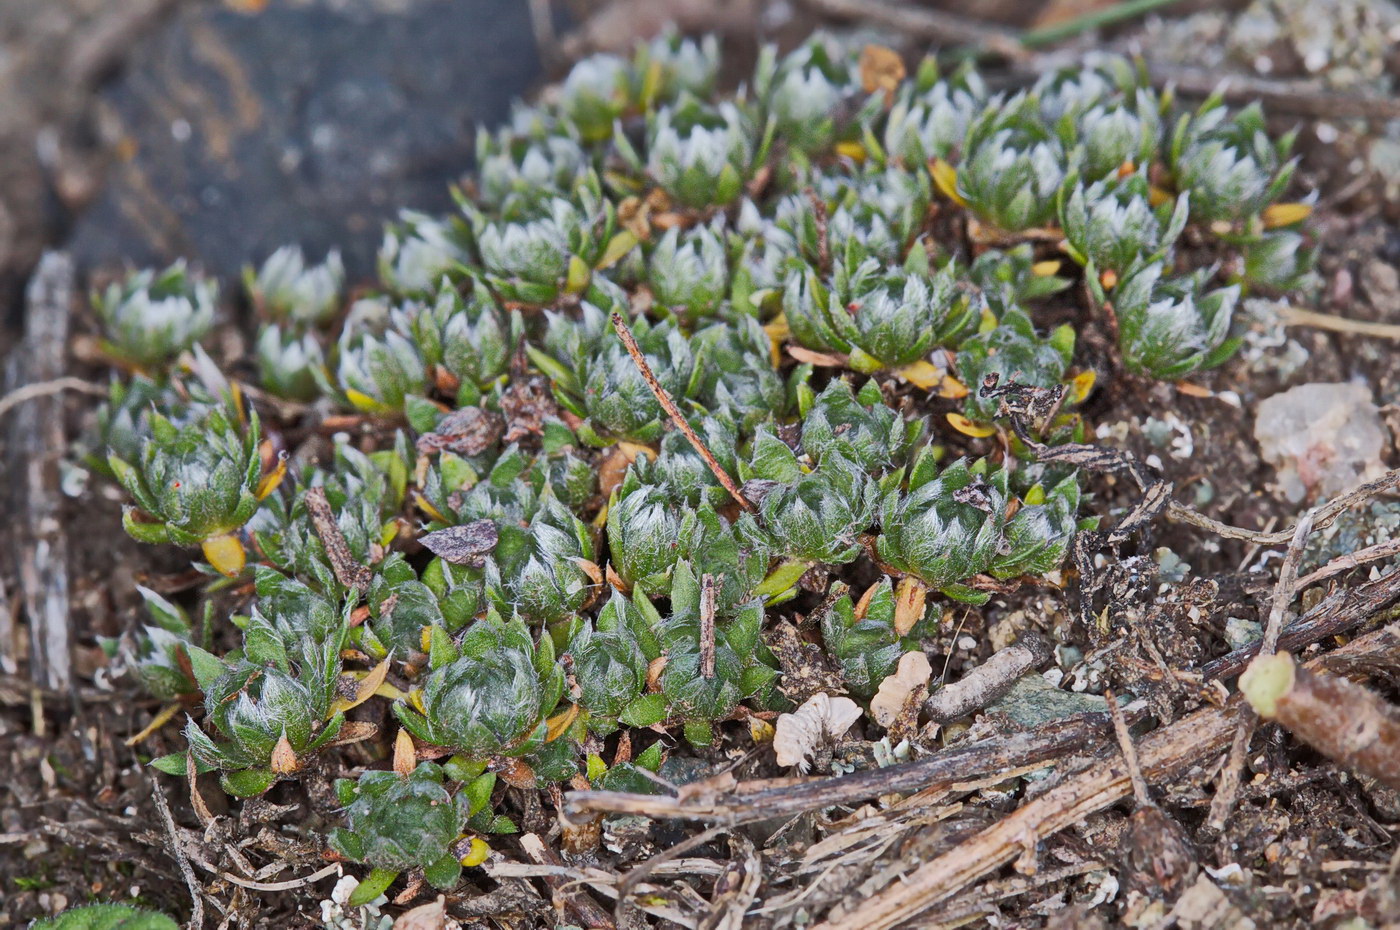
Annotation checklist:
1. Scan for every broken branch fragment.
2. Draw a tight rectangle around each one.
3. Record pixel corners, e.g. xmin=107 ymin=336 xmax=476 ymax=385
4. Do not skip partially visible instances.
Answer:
xmin=925 ymin=634 xmax=1052 ymax=724
xmin=420 ymin=519 xmax=499 ymax=567
xmin=1240 ymin=651 xmax=1400 ymax=790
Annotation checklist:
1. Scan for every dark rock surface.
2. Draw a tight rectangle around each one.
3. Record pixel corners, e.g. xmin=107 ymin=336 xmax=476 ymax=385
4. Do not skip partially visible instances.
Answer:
xmin=67 ymin=0 xmax=545 ymax=286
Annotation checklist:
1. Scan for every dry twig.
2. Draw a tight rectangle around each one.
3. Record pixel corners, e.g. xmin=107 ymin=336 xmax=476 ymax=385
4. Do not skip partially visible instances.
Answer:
xmin=566 ymin=706 xmax=1142 ymax=824
xmin=0 ymin=375 xmax=106 ymax=420
xmin=521 ymin=832 xmax=617 ymax=929
xmin=1203 ymin=563 xmax=1400 ymax=681
xmin=217 ymin=863 xmax=340 ymax=892
xmin=616 ymin=825 xmax=727 ymax=927
xmin=150 ymin=770 xmax=205 ymax=929
xmin=924 ymin=634 xmax=1051 ymax=724
xmin=1208 ymin=510 xmax=1314 ymax=831
xmin=304 ymin=486 xmax=372 ymax=594
xmin=611 ymin=310 xmax=753 ymax=512
xmin=1295 ymin=537 xmax=1400 ymax=591
xmin=1105 ymin=688 xmax=1149 ymax=807
xmin=700 ymin=573 xmax=718 ymax=680
xmin=800 ymin=0 xmax=1023 ymax=58
xmin=1147 ymin=64 xmax=1400 ymax=122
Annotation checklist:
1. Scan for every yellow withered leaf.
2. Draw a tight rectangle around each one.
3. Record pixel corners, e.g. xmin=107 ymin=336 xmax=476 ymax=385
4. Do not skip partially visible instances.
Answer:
xmin=946 ymin=412 xmax=996 ymax=438
xmin=458 ymin=836 xmax=491 ymax=867
xmin=1262 ymin=202 xmax=1311 ymax=229
xmin=748 ymin=716 xmax=776 ymax=744
xmin=834 ymin=141 xmax=868 ymax=163
xmin=330 ymin=656 xmax=392 ymax=716
xmin=255 ymin=451 xmax=288 ymax=500
xmin=564 ymin=254 xmax=591 ymax=294
xmin=893 ymin=576 xmax=928 ymax=637
xmin=573 ymin=558 xmax=604 ymax=588
xmin=1032 ymin=260 xmax=1062 ymax=277
xmin=412 ymin=491 xmax=451 ymax=525
xmin=201 ymin=533 xmax=246 ymax=577
xmin=853 ymin=579 xmax=881 ymax=621
xmin=763 ymin=313 xmax=791 ymax=367
xmin=929 ymin=158 xmax=966 ymax=206
xmin=545 ymin=704 xmax=580 ymax=742
xmin=938 ymin=374 xmax=970 ymax=400
xmin=124 ymin=701 xmax=183 ymax=747
xmin=598 ymin=441 xmax=656 ymax=500
xmin=596 ymin=230 xmax=639 ymax=270
xmin=787 ymin=344 xmax=848 ymax=367
xmin=344 ymin=387 xmax=391 ymax=415
xmin=1070 ymin=370 xmax=1096 ymax=404
xmin=373 ymin=680 xmax=406 ymax=701
xmin=895 ymin=359 xmax=943 ymax=390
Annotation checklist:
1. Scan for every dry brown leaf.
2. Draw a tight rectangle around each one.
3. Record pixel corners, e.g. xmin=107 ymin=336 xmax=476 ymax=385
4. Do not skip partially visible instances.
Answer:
xmin=871 ymin=651 xmax=933 ymax=729
xmin=392 ymin=896 xmax=448 ymax=930
xmin=894 ymin=576 xmax=929 ymax=636
xmin=646 ymin=655 xmax=667 ymax=691
xmin=393 ymin=728 xmax=416 ymax=777
xmin=270 ymin=732 xmax=299 ymax=775
xmin=598 ymin=441 xmax=657 ymax=499
xmin=854 ymin=580 xmax=881 ymax=621
xmin=419 ymin=520 xmax=498 ymax=567
xmin=787 ymin=344 xmax=849 ymax=368
xmin=859 ymin=44 xmax=906 ymax=106
xmin=774 ymin=693 xmax=863 ymax=772
xmin=328 ymin=720 xmax=379 ymax=747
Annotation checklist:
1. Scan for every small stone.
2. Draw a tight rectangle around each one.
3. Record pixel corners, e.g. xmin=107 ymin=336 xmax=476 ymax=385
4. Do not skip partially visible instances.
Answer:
xmin=1225 ymin=616 xmax=1263 ymax=649
xmin=1254 ymin=382 xmax=1388 ymax=502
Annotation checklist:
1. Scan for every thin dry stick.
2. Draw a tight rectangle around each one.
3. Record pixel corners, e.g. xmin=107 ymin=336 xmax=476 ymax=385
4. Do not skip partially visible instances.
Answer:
xmin=217 ymin=863 xmax=340 ymax=892
xmin=0 ymin=376 xmax=106 ymax=420
xmin=700 ymin=572 xmax=718 ymax=680
xmin=925 ymin=634 xmax=1051 ymax=724
xmin=566 ymin=706 xmax=1141 ymax=824
xmin=304 ymin=486 xmax=372 ymax=593
xmin=521 ymin=833 xmax=617 ymax=929
xmin=800 ymin=0 xmax=1024 ymax=58
xmin=1263 ymin=511 xmax=1317 ymax=656
xmin=1146 ymin=65 xmax=1400 ymax=122
xmin=151 ymin=770 xmax=205 ymax=929
xmin=1208 ymin=509 xmax=1315 ymax=831
xmin=1105 ymin=689 xmax=1149 ymax=807
xmin=1277 ymin=306 xmax=1400 ymax=340
xmin=615 ymin=825 xmax=729 ymax=927
xmin=610 ymin=310 xmax=753 ymax=511
xmin=1295 ymin=537 xmax=1400 ymax=591
xmin=1167 ymin=467 xmax=1400 ymax=545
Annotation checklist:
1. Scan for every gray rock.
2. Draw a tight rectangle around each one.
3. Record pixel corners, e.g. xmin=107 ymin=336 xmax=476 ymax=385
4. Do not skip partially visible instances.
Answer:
xmin=67 ymin=0 xmax=543 ymax=284
xmin=1254 ymin=381 xmax=1389 ymax=502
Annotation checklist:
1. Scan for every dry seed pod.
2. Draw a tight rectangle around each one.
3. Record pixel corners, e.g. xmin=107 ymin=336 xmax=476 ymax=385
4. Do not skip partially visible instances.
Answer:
xmin=1240 ymin=651 xmax=1400 ymax=790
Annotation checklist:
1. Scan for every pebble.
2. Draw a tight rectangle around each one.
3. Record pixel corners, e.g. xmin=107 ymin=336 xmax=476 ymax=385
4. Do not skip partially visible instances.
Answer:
xmin=1254 ymin=382 xmax=1389 ymax=502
